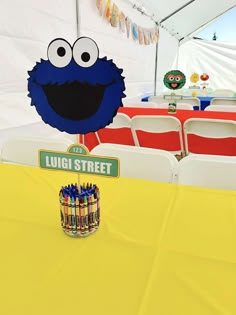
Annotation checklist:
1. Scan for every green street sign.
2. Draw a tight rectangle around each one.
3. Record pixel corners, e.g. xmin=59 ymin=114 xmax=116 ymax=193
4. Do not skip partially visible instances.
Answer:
xmin=39 ymin=144 xmax=119 ymax=177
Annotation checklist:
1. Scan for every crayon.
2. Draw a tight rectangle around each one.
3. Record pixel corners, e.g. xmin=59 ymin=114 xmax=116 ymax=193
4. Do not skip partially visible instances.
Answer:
xmin=59 ymin=194 xmax=65 ymax=228
xmin=96 ymin=191 xmax=100 ymax=227
xmin=91 ymin=194 xmax=97 ymax=229
xmin=59 ymin=187 xmax=63 ymax=197
xmin=75 ymin=196 xmax=80 ymax=234
xmin=71 ymin=196 xmax=77 ymax=233
xmin=83 ymin=196 xmax=89 ymax=233
xmin=64 ymin=196 xmax=69 ymax=231
xmin=79 ymin=198 xmax=86 ymax=235
xmin=87 ymin=195 xmax=94 ymax=232
xmin=67 ymin=196 xmax=72 ymax=230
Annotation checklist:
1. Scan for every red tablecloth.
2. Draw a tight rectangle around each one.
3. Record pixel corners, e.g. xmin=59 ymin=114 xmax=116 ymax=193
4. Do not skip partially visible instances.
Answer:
xmin=84 ymin=108 xmax=236 ymax=155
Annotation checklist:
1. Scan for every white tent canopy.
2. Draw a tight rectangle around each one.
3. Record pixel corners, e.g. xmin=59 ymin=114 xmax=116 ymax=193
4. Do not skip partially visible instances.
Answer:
xmin=136 ymin=0 xmax=236 ymax=41
xmin=0 ymin=0 xmax=236 ymax=142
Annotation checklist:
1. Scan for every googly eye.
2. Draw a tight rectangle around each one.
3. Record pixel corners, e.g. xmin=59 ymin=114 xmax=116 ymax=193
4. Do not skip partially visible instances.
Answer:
xmin=168 ymin=76 xmax=174 ymax=81
xmin=73 ymin=37 xmax=99 ymax=68
xmin=47 ymin=39 xmax=72 ymax=68
xmin=175 ymin=77 xmax=180 ymax=81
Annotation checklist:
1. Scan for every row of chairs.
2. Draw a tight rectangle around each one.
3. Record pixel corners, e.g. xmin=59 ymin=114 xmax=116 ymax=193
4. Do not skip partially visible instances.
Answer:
xmin=96 ymin=113 xmax=236 ymax=156
xmin=127 ymin=101 xmax=236 ymax=113
xmin=125 ymin=101 xmax=195 ymax=110
xmin=146 ymin=96 xmax=236 ymax=111
xmin=127 ymin=101 xmax=236 ymax=112
xmin=148 ymin=96 xmax=200 ymax=107
xmin=91 ymin=144 xmax=236 ymax=190
xmin=1 ymin=138 xmax=236 ymax=191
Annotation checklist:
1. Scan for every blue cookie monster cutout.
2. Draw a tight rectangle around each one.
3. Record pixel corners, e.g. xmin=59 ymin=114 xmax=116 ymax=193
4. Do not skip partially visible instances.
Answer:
xmin=27 ymin=37 xmax=126 ymax=134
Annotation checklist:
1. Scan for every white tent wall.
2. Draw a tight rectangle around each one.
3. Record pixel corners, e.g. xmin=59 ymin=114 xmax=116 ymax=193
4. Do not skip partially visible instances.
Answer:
xmin=78 ymin=0 xmax=156 ymax=104
xmin=0 ymin=0 xmax=77 ymax=95
xmin=178 ymin=39 xmax=236 ymax=91
xmin=155 ymin=27 xmax=179 ymax=94
xmin=0 ymin=0 xmax=77 ymax=146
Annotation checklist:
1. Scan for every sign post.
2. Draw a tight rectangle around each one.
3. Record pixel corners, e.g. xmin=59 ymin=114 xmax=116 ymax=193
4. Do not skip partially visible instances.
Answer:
xmin=39 ymin=144 xmax=119 ymax=178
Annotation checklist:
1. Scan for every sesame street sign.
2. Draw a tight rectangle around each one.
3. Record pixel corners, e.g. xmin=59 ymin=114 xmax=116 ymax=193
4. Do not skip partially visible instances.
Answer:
xmin=39 ymin=144 xmax=119 ymax=177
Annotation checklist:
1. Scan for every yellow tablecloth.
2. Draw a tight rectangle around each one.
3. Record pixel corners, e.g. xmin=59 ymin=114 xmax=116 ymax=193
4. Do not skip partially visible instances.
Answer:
xmin=0 ymin=164 xmax=236 ymax=315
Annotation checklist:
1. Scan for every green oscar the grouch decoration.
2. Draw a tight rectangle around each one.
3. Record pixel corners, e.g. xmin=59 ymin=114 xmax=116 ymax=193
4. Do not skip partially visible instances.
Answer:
xmin=163 ymin=70 xmax=186 ymax=90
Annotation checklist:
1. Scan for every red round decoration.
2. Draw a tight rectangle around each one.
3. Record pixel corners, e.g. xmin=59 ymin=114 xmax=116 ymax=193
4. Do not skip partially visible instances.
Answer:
xmin=200 ymin=73 xmax=209 ymax=81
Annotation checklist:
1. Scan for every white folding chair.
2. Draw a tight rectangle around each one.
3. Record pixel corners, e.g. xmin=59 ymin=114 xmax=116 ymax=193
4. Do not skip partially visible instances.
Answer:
xmin=178 ymin=97 xmax=200 ymax=107
xmin=124 ymin=101 xmax=157 ymax=108
xmin=131 ymin=115 xmax=184 ymax=156
xmin=156 ymin=103 xmax=194 ymax=110
xmin=183 ymin=118 xmax=236 ymax=155
xmin=176 ymin=154 xmax=236 ymax=190
xmin=210 ymin=98 xmax=236 ymax=105
xmin=0 ymin=136 xmax=73 ymax=166
xmin=91 ymin=143 xmax=178 ymax=183
xmin=205 ymin=105 xmax=236 ymax=112
xmin=148 ymin=95 xmax=165 ymax=103
xmin=150 ymin=96 xmax=200 ymax=108
xmin=212 ymin=89 xmax=235 ymax=97
xmin=95 ymin=113 xmax=132 ymax=144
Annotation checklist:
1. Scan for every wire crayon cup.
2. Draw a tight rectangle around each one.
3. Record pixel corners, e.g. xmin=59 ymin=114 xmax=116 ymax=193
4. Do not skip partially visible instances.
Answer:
xmin=59 ymin=183 xmax=100 ymax=237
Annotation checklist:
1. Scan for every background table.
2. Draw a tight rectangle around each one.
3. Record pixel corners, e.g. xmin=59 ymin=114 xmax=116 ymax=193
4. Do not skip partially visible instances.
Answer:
xmin=141 ymin=95 xmax=236 ymax=110
xmin=1 ymin=164 xmax=236 ymax=315
xmin=85 ymin=108 xmax=236 ymax=155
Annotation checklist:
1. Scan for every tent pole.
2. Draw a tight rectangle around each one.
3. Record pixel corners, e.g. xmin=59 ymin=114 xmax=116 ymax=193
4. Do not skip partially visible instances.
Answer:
xmin=154 ymin=41 xmax=159 ymax=96
xmin=76 ymin=0 xmax=80 ymax=38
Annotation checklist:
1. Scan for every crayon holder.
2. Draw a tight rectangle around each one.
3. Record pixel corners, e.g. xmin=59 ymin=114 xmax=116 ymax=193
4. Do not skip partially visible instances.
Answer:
xmin=59 ymin=183 xmax=100 ymax=237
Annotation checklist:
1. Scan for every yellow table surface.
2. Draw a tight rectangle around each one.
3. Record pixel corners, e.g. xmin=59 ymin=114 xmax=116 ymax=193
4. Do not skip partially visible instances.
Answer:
xmin=0 ymin=163 xmax=236 ymax=315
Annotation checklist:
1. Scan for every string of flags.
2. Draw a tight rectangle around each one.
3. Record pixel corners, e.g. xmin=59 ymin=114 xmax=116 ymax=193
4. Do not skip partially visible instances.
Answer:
xmin=96 ymin=0 xmax=159 ymax=45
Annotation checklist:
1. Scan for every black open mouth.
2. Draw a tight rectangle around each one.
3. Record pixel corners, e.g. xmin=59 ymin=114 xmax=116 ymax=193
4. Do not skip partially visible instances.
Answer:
xmin=41 ymin=80 xmax=114 ymax=120
xmin=168 ymin=82 xmax=181 ymax=89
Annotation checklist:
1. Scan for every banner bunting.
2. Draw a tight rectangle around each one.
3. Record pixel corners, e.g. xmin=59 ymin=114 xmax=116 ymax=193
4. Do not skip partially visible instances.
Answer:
xmin=96 ymin=0 xmax=159 ymax=45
